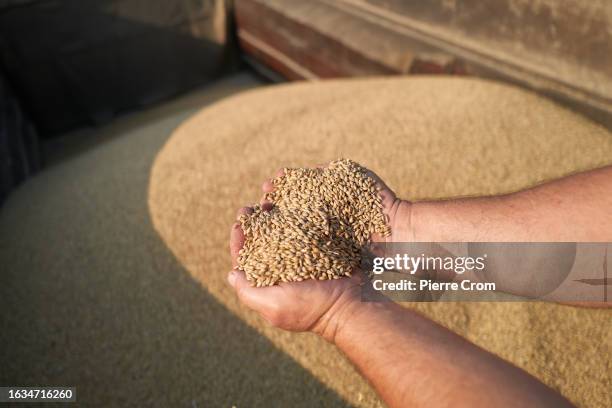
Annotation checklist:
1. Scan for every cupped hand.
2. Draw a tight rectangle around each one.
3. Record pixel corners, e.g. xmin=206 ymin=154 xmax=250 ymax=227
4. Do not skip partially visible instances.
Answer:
xmin=361 ymin=168 xmax=412 ymax=243
xmin=259 ymin=164 xmax=412 ymax=243
xmin=226 ymin=163 xmax=410 ymax=340
xmin=228 ymin=206 xmax=362 ymax=341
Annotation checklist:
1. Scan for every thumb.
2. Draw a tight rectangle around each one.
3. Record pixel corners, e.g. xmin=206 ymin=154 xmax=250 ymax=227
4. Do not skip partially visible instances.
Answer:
xmin=227 ymin=270 xmax=283 ymax=314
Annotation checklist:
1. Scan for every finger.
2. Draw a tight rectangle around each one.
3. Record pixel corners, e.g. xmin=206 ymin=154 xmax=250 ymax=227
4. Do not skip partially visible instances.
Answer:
xmin=349 ymin=268 xmax=367 ymax=285
xmin=236 ymin=206 xmax=254 ymax=218
xmin=262 ymin=179 xmax=275 ymax=193
xmin=365 ymin=170 xmax=397 ymax=213
xmin=366 ymin=169 xmax=392 ymax=193
xmin=378 ymin=187 xmax=397 ymax=212
xmin=262 ymin=168 xmax=285 ymax=194
xmin=228 ymin=270 xmax=284 ymax=313
xmin=230 ymin=207 xmax=253 ymax=267
xmin=260 ymin=201 xmax=274 ymax=211
xmin=370 ymin=231 xmax=386 ymax=244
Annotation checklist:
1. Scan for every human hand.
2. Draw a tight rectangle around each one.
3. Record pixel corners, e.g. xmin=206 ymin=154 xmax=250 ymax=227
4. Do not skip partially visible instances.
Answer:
xmin=259 ymin=165 xmax=412 ymax=243
xmin=226 ymin=163 xmax=410 ymax=340
xmin=228 ymin=206 xmax=362 ymax=341
xmin=360 ymin=167 xmax=413 ymax=243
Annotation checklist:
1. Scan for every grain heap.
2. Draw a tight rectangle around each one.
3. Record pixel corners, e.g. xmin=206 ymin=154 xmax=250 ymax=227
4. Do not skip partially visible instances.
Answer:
xmin=237 ymin=159 xmax=391 ymax=286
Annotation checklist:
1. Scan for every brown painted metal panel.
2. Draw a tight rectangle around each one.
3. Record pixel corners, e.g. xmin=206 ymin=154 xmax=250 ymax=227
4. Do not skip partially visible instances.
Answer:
xmin=235 ymin=0 xmax=401 ymax=79
xmin=235 ymin=0 xmax=612 ymax=128
xmin=361 ymin=0 xmax=612 ymax=96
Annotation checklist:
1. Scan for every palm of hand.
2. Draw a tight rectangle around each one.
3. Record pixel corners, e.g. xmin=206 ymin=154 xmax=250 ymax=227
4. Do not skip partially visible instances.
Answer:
xmin=227 ymin=266 xmax=361 ymax=334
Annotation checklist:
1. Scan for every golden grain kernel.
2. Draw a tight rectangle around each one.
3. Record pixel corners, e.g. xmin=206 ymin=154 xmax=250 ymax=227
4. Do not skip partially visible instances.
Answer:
xmin=236 ymin=159 xmax=390 ymax=286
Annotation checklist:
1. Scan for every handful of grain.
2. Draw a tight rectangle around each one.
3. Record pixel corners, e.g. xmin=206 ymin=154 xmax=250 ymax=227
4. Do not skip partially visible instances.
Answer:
xmin=237 ymin=159 xmax=391 ymax=286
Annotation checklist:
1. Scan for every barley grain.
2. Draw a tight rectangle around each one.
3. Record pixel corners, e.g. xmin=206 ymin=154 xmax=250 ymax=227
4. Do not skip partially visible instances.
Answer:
xmin=237 ymin=159 xmax=390 ymax=286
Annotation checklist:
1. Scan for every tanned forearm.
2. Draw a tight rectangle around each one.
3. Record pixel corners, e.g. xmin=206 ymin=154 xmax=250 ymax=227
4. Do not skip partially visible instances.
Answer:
xmin=322 ymin=296 xmax=573 ymax=408
xmin=325 ymin=167 xmax=612 ymax=406
xmin=398 ymin=165 xmax=612 ymax=304
xmin=410 ymin=165 xmax=612 ymax=242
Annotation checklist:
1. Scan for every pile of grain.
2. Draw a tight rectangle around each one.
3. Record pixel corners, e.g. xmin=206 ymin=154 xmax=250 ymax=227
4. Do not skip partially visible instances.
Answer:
xmin=237 ymin=159 xmax=391 ymax=286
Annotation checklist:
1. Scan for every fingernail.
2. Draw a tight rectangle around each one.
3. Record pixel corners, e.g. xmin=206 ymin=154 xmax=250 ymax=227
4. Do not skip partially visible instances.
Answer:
xmin=227 ymin=271 xmax=237 ymax=287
